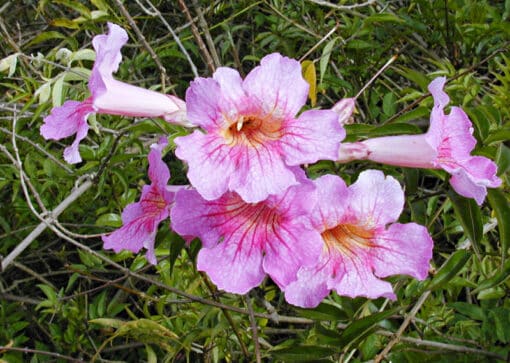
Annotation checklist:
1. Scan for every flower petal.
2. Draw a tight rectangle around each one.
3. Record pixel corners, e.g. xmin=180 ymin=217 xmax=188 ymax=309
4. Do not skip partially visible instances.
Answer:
xmin=102 ymin=201 xmax=154 ymax=255
xmin=347 ymin=170 xmax=404 ymax=227
xmin=281 ymin=109 xmax=345 ymax=165
xmin=170 ymin=188 xmax=225 ymax=248
xmin=228 ymin=145 xmax=300 ymax=203
xmin=197 ymin=238 xmax=265 ymax=294
xmin=243 ymin=53 xmax=308 ymax=119
xmin=372 ymin=223 xmax=432 ymax=280
xmin=263 ymin=225 xmax=322 ymax=289
xmin=310 ymin=175 xmax=349 ymax=230
xmin=40 ymin=99 xmax=93 ymax=141
xmin=147 ymin=138 xmax=170 ymax=187
xmin=328 ymin=252 xmax=396 ymax=300
xmin=63 ymin=119 xmax=89 ymax=164
xmin=175 ymin=131 xmax=235 ymax=201
xmin=284 ymin=265 xmax=330 ymax=308
xmin=185 ymin=77 xmax=229 ymax=131
xmin=450 ymin=156 xmax=502 ymax=205
xmin=89 ymin=22 xmax=128 ymax=97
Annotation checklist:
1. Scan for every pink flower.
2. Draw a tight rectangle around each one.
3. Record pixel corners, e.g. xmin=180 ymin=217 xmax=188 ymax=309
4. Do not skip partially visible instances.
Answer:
xmin=284 ymin=170 xmax=433 ymax=308
xmin=102 ymin=138 xmax=176 ymax=265
xmin=41 ymin=23 xmax=188 ymax=164
xmin=336 ymin=77 xmax=501 ymax=205
xmin=170 ymin=176 xmax=323 ymax=294
xmin=174 ymin=53 xmax=345 ymax=203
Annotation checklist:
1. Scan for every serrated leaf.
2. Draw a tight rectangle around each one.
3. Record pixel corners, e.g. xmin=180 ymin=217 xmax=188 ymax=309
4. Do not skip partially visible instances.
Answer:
xmin=301 ymin=60 xmax=317 ymax=106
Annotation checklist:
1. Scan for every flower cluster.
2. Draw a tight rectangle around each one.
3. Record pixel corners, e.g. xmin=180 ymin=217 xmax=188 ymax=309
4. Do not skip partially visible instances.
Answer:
xmin=41 ymin=23 xmax=501 ymax=308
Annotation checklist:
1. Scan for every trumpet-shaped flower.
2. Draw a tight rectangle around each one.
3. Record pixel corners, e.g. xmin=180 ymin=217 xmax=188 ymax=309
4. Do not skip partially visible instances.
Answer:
xmin=284 ymin=170 xmax=433 ymax=308
xmin=174 ymin=53 xmax=345 ymax=203
xmin=171 ymin=177 xmax=323 ymax=294
xmin=41 ymin=23 xmax=188 ymax=164
xmin=102 ymin=138 xmax=175 ymax=265
xmin=336 ymin=77 xmax=501 ymax=205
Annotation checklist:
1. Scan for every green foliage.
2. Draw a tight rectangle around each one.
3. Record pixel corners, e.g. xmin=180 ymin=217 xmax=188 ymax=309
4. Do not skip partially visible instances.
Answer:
xmin=0 ymin=0 xmax=508 ymax=362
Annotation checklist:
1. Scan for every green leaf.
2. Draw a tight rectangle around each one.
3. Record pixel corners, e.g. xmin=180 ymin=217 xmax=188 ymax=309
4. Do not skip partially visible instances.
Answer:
xmin=484 ymin=128 xmax=510 ymax=144
xmin=272 ymin=345 xmax=335 ymax=361
xmin=320 ymin=37 xmax=337 ymax=85
xmin=473 ymin=259 xmax=510 ymax=293
xmin=382 ymin=92 xmax=397 ymax=116
xmin=448 ymin=190 xmax=483 ymax=251
xmin=296 ymin=301 xmax=348 ymax=321
xmin=487 ymin=188 xmax=510 ymax=262
xmin=95 ymin=213 xmax=122 ymax=228
xmin=449 ymin=302 xmax=485 ymax=321
xmin=337 ymin=307 xmax=400 ymax=349
xmin=25 ymin=31 xmax=68 ymax=47
xmin=388 ymin=106 xmax=429 ymax=124
xmin=426 ymin=249 xmax=471 ymax=291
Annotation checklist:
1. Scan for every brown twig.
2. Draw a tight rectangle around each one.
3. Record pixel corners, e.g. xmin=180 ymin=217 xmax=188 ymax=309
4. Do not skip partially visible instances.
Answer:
xmin=246 ymin=294 xmax=262 ymax=363
xmin=200 ymin=274 xmax=250 ymax=359
xmin=178 ymin=0 xmax=216 ymax=74
xmin=374 ymin=290 xmax=431 ymax=362
xmin=191 ymin=0 xmax=221 ymax=68
xmin=112 ymin=0 xmax=173 ymax=92
xmin=0 ymin=345 xmax=84 ymax=362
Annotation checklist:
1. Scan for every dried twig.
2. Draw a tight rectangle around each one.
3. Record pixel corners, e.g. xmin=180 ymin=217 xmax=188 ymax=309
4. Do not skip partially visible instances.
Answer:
xmin=306 ymin=0 xmax=376 ymax=11
xmin=134 ymin=0 xmax=199 ymax=78
xmin=374 ymin=290 xmax=432 ymax=362
xmin=112 ymin=0 xmax=173 ymax=92
xmin=178 ymin=0 xmax=216 ymax=74
xmin=246 ymin=294 xmax=262 ymax=363
xmin=191 ymin=0 xmax=221 ymax=68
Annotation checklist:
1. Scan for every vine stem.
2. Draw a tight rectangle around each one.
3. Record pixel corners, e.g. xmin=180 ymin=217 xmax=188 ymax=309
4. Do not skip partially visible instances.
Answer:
xmin=246 ymin=294 xmax=262 ymax=363
xmin=374 ymin=290 xmax=432 ymax=362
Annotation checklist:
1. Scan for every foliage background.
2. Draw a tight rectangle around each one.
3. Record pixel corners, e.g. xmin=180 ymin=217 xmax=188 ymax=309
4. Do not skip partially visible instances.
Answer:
xmin=0 ymin=0 xmax=509 ymax=362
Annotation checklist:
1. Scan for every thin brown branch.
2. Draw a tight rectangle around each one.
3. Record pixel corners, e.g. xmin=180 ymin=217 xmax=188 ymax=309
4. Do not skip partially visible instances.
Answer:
xmin=0 ymin=345 xmax=84 ymax=362
xmin=178 ymin=0 xmax=216 ymax=74
xmin=374 ymin=291 xmax=431 ymax=362
xmin=306 ymin=0 xmax=376 ymax=11
xmin=246 ymin=294 xmax=262 ymax=363
xmin=191 ymin=0 xmax=221 ymax=68
xmin=112 ymin=0 xmax=173 ymax=92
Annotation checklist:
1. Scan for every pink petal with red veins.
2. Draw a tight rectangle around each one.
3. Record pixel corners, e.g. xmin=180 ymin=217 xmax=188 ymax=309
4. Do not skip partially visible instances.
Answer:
xmin=373 ymin=223 xmax=433 ymax=280
xmin=243 ymin=53 xmax=308 ymax=119
xmin=328 ymin=252 xmax=397 ymax=300
xmin=175 ymin=131 xmax=236 ymax=201
xmin=281 ymin=109 xmax=345 ymax=165
xmin=347 ymin=170 xmax=404 ymax=227
xmin=89 ymin=22 xmax=128 ymax=97
xmin=197 ymin=237 xmax=265 ymax=294
xmin=284 ymin=264 xmax=330 ymax=308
